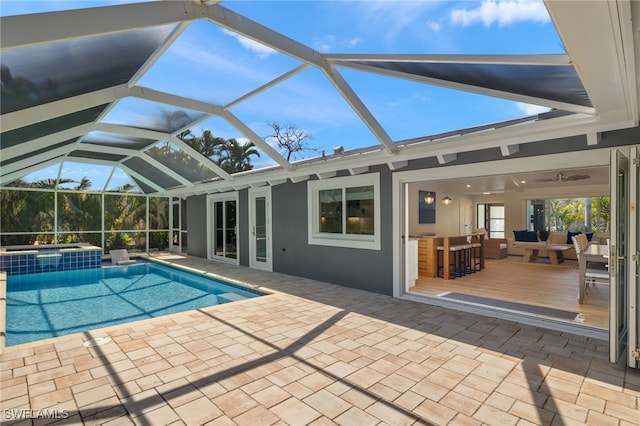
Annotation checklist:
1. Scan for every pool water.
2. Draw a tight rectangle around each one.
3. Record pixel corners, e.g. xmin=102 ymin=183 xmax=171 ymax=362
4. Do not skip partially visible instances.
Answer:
xmin=5 ymin=262 xmax=265 ymax=346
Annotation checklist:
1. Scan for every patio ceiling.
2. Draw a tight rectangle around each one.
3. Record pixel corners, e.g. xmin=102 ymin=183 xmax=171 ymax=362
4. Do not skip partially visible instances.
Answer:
xmin=0 ymin=1 xmax=638 ymax=196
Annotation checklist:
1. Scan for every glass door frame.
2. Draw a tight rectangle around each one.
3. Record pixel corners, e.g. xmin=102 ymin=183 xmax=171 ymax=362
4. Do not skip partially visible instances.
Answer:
xmin=609 ymin=147 xmax=640 ymax=367
xmin=248 ymin=187 xmax=272 ymax=271
xmin=627 ymin=147 xmax=639 ymax=368
xmin=206 ymin=192 xmax=239 ymax=265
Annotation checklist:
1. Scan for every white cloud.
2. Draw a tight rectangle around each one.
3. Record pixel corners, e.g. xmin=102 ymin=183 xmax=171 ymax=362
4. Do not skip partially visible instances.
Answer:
xmin=450 ymin=0 xmax=550 ymax=27
xmin=516 ymin=102 xmax=551 ymax=115
xmin=426 ymin=20 xmax=441 ymax=32
xmin=312 ymin=35 xmax=362 ymax=52
xmin=221 ymin=28 xmax=277 ymax=58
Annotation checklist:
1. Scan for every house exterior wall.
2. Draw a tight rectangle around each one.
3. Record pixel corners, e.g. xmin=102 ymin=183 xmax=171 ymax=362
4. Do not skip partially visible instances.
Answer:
xmin=186 ymin=195 xmax=207 ymax=258
xmin=271 ymin=166 xmax=394 ymax=295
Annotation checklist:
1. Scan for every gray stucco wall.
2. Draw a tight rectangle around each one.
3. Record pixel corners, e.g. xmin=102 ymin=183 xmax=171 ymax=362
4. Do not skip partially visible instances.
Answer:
xmin=186 ymin=195 xmax=207 ymax=258
xmin=272 ymin=166 xmax=394 ymax=295
xmin=238 ymin=189 xmax=249 ymax=267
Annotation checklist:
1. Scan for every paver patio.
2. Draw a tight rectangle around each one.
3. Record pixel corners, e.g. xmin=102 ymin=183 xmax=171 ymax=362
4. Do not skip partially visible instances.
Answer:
xmin=1 ymin=253 xmax=639 ymax=425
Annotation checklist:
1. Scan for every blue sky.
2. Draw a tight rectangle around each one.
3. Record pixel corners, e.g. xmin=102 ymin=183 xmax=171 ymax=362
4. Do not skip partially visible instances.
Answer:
xmin=3 ymin=0 xmax=565 ymax=188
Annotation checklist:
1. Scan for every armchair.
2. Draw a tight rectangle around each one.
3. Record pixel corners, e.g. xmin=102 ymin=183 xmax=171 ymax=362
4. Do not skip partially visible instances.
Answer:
xmin=484 ymin=238 xmax=508 ymax=259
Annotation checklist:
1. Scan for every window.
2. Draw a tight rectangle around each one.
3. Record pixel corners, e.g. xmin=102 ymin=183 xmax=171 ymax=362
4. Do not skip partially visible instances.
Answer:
xmin=526 ymin=197 xmax=610 ymax=232
xmin=308 ymin=173 xmax=380 ymax=250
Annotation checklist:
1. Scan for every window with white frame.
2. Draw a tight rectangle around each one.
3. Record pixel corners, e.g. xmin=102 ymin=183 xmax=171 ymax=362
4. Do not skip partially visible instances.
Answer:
xmin=308 ymin=173 xmax=380 ymax=250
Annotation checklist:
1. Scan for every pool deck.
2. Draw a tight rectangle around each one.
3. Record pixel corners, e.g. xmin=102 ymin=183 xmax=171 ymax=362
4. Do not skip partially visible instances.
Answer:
xmin=1 ymin=253 xmax=639 ymax=425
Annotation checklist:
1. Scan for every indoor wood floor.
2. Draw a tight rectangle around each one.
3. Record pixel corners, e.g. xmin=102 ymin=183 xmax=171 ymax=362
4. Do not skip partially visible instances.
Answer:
xmin=409 ymin=256 xmax=609 ymax=329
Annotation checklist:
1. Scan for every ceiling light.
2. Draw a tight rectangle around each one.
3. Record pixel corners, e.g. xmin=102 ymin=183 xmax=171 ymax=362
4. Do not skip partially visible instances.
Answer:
xmin=466 ymin=184 xmax=471 ymax=188
xmin=423 ymin=192 xmax=435 ymax=204
xmin=520 ymin=180 xmax=526 ymax=184
xmin=442 ymin=196 xmax=453 ymax=205
xmin=482 ymin=192 xmax=491 ymax=195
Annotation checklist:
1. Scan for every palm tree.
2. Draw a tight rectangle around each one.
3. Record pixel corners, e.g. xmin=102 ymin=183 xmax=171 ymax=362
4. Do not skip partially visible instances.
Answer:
xmin=180 ymin=129 xmax=226 ymax=160
xmin=219 ymin=138 xmax=260 ymax=173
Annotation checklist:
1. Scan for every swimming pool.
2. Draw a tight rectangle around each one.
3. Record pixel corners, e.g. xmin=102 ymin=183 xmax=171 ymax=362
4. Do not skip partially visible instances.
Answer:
xmin=4 ymin=262 xmax=265 ymax=347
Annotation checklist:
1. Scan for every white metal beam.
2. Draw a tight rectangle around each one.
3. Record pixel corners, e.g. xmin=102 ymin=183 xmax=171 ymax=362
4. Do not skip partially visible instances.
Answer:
xmin=436 ymin=153 xmax=457 ymax=164
xmin=1 ymin=124 xmax=91 ymax=162
xmin=129 ymin=86 xmax=225 ymax=115
xmin=349 ymin=166 xmax=369 ymax=175
xmin=500 ymin=144 xmax=520 ymax=156
xmin=586 ymin=133 xmax=601 ymax=146
xmin=205 ymin=4 xmax=326 ymax=68
xmin=1 ymin=1 xmax=214 ymax=49
xmin=0 ymin=85 xmax=129 ymax=132
xmin=326 ymin=53 xmax=572 ymax=66
xmin=0 ymin=157 xmax=64 ymax=186
xmin=545 ymin=0 xmax=635 ymax=121
xmin=289 ymin=175 xmax=310 ymax=183
xmin=225 ymin=64 xmax=310 ymax=110
xmin=316 ymin=171 xmax=336 ymax=179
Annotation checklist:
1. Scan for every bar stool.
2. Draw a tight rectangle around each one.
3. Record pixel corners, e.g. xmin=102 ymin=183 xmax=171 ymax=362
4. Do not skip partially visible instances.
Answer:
xmin=471 ymin=242 xmax=482 ymax=272
xmin=449 ymin=244 xmax=466 ymax=278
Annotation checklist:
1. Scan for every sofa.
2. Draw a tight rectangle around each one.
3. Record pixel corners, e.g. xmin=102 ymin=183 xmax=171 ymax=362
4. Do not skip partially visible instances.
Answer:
xmin=506 ymin=231 xmax=608 ymax=260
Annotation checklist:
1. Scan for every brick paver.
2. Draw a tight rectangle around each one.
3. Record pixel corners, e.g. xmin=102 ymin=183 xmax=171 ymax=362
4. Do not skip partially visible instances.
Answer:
xmin=1 ymin=253 xmax=639 ymax=425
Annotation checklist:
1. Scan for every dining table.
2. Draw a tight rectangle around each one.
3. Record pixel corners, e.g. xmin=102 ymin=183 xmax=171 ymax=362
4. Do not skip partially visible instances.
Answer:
xmin=579 ymin=244 xmax=609 ymax=304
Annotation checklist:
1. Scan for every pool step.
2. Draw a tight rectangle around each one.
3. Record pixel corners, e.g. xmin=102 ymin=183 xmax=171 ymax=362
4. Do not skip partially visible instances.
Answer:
xmin=218 ymin=293 xmax=248 ymax=303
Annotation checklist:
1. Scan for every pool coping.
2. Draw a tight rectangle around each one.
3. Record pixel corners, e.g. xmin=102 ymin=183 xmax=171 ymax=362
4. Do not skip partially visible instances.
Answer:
xmin=0 ymin=255 xmax=276 ymax=354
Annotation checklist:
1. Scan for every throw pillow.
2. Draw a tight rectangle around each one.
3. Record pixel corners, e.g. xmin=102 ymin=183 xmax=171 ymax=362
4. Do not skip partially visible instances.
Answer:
xmin=523 ymin=231 xmax=538 ymax=242
xmin=513 ymin=230 xmax=527 ymax=241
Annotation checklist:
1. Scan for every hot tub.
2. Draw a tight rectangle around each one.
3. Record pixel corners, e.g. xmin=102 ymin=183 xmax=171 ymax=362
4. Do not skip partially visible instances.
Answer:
xmin=0 ymin=243 xmax=103 ymax=275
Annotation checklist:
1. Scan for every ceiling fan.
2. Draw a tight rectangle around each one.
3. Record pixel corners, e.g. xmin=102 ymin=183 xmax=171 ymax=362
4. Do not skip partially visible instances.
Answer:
xmin=535 ymin=172 xmax=591 ymax=183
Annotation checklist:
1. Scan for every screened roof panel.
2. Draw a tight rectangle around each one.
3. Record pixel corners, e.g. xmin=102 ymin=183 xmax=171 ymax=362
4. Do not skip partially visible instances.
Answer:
xmin=1 ymin=139 xmax=76 ymax=167
xmin=136 ymin=20 xmax=303 ymax=106
xmin=58 ymin=161 xmax=112 ymax=191
xmin=0 ymin=105 xmax=107 ymax=149
xmin=350 ymin=62 xmax=591 ymax=108
xmin=105 ymin=168 xmax=142 ymax=193
xmin=0 ymin=25 xmax=176 ymax=114
xmin=100 ymin=97 xmax=207 ymax=133
xmin=146 ymin=142 xmax=219 ymax=183
xmin=82 ymin=131 xmax=158 ymax=150
xmin=122 ymin=157 xmax=182 ymax=189
xmin=130 ymin=176 xmax=155 ymax=194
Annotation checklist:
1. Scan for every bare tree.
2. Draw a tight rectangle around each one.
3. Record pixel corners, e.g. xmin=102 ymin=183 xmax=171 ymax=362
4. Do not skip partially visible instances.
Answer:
xmin=266 ymin=122 xmax=314 ymax=161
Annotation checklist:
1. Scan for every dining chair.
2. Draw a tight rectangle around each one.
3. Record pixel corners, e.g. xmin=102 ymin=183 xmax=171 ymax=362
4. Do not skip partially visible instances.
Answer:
xmin=572 ymin=235 xmax=609 ymax=294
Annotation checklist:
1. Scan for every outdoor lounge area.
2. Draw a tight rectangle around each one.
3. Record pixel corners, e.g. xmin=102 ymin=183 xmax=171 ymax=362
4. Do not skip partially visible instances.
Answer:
xmin=1 ymin=0 xmax=640 ymax=423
